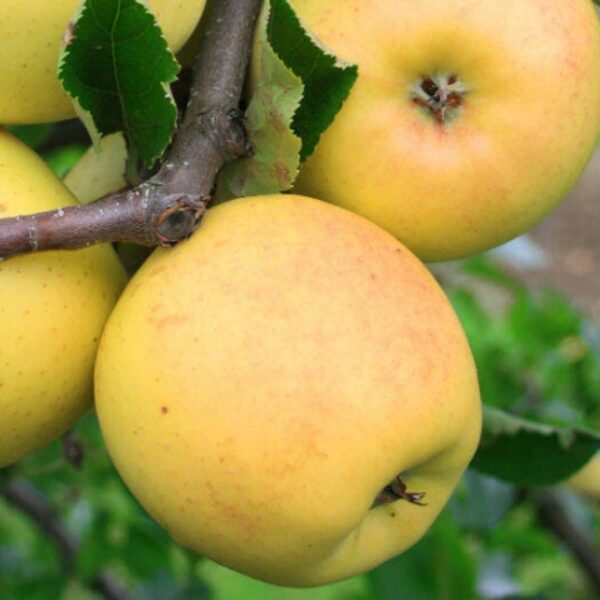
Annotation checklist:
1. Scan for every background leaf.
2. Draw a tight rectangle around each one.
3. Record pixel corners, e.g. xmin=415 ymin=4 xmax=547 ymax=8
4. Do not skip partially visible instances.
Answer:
xmin=472 ymin=407 xmax=600 ymax=485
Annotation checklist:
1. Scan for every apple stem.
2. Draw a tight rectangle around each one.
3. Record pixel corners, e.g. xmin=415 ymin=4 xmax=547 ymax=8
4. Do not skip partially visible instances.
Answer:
xmin=372 ymin=475 xmax=427 ymax=508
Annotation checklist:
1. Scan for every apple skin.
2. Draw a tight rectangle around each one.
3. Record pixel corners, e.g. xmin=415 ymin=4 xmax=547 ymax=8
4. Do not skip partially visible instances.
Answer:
xmin=0 ymin=129 xmax=126 ymax=468
xmin=565 ymin=452 xmax=600 ymax=501
xmin=0 ymin=0 xmax=206 ymax=125
xmin=95 ymin=194 xmax=481 ymax=587
xmin=280 ymin=0 xmax=600 ymax=262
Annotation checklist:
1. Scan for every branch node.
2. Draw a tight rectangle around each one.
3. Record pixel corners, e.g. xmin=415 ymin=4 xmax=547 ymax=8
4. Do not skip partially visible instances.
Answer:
xmin=198 ymin=107 xmax=253 ymax=162
xmin=156 ymin=195 xmax=207 ymax=246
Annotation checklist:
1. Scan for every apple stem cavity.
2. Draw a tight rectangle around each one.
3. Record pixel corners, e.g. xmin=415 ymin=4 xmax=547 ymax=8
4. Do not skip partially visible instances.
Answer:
xmin=411 ymin=73 xmax=466 ymax=125
xmin=372 ymin=475 xmax=427 ymax=508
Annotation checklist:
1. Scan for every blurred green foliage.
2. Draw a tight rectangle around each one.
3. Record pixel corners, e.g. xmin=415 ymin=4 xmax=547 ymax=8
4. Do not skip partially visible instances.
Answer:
xmin=452 ymin=258 xmax=600 ymax=428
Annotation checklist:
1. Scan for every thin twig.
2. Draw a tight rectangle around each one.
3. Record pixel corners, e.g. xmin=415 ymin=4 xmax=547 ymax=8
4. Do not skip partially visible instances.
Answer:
xmin=0 ymin=0 xmax=262 ymax=259
xmin=537 ymin=491 xmax=600 ymax=595
xmin=2 ymin=480 xmax=129 ymax=600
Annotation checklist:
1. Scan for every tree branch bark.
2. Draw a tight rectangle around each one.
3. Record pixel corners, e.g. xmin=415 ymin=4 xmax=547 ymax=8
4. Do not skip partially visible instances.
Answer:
xmin=537 ymin=491 xmax=600 ymax=596
xmin=2 ymin=480 xmax=129 ymax=600
xmin=0 ymin=0 xmax=263 ymax=259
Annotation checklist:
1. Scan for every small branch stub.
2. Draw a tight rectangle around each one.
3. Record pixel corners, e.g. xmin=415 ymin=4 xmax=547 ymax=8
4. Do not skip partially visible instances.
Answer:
xmin=202 ymin=108 xmax=254 ymax=162
xmin=155 ymin=195 xmax=207 ymax=246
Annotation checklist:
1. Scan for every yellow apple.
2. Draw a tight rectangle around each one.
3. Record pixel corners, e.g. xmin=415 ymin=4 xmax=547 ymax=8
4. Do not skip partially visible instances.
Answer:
xmin=95 ymin=194 xmax=481 ymax=586
xmin=279 ymin=0 xmax=600 ymax=261
xmin=565 ymin=452 xmax=600 ymax=501
xmin=0 ymin=129 xmax=126 ymax=468
xmin=0 ymin=0 xmax=206 ymax=125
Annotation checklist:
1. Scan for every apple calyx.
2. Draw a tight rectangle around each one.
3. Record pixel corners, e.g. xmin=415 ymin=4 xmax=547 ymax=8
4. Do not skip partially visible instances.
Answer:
xmin=411 ymin=73 xmax=467 ymax=124
xmin=372 ymin=475 xmax=427 ymax=508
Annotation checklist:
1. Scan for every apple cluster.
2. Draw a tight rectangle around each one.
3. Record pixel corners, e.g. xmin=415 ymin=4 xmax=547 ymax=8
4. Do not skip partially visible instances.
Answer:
xmin=1 ymin=0 xmax=599 ymax=589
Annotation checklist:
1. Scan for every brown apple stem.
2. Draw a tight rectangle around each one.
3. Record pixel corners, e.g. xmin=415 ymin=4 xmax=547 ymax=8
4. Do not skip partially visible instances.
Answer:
xmin=372 ymin=475 xmax=427 ymax=508
xmin=0 ymin=0 xmax=263 ymax=259
xmin=1 ymin=479 xmax=129 ymax=600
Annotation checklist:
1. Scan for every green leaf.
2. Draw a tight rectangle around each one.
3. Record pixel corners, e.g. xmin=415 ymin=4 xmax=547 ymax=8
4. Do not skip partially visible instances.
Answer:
xmin=217 ymin=1 xmax=304 ymax=199
xmin=59 ymin=0 xmax=180 ymax=166
xmin=472 ymin=407 xmax=600 ymax=485
xmin=220 ymin=0 xmax=358 ymax=198
xmin=267 ymin=0 xmax=358 ymax=162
